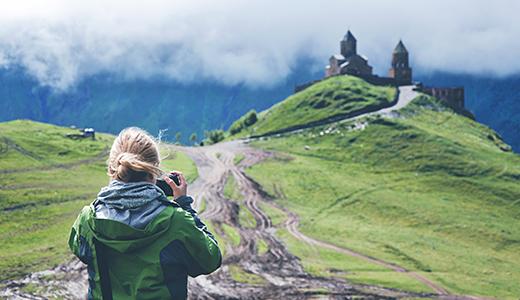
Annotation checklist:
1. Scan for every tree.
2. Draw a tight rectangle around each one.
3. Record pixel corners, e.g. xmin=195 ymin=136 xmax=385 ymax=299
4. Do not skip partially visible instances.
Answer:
xmin=243 ymin=110 xmax=257 ymax=127
xmin=229 ymin=110 xmax=257 ymax=135
xmin=204 ymin=129 xmax=225 ymax=145
xmin=175 ymin=132 xmax=182 ymax=144
xmin=189 ymin=133 xmax=198 ymax=145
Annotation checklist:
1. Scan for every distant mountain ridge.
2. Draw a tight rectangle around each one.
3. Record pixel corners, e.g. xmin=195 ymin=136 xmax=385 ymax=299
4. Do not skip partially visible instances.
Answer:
xmin=0 ymin=65 xmax=518 ymax=151
xmin=0 ymin=65 xmax=320 ymax=144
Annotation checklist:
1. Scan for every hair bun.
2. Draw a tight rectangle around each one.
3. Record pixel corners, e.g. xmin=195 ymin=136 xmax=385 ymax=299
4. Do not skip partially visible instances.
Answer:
xmin=107 ymin=127 xmax=162 ymax=182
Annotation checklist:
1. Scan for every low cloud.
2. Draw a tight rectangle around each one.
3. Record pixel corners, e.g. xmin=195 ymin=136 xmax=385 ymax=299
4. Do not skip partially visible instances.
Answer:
xmin=0 ymin=0 xmax=518 ymax=90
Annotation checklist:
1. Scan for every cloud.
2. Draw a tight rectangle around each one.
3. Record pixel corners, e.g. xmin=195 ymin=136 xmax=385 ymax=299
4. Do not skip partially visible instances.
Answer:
xmin=0 ymin=0 xmax=518 ymax=90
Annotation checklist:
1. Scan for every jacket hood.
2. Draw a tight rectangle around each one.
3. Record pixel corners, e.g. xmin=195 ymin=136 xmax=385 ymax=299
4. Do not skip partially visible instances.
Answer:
xmin=86 ymin=180 xmax=177 ymax=253
xmin=96 ymin=180 xmax=166 ymax=209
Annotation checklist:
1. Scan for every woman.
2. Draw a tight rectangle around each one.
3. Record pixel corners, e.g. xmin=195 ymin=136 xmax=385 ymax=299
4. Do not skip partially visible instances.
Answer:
xmin=69 ymin=127 xmax=221 ymax=300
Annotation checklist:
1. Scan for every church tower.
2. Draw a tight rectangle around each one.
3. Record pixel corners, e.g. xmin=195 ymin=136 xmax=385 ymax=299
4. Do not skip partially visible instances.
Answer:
xmin=388 ymin=40 xmax=412 ymax=84
xmin=340 ymin=30 xmax=357 ymax=58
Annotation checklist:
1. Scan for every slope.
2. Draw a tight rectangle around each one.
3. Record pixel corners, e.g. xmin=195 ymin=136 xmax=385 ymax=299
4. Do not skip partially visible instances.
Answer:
xmin=0 ymin=120 xmax=197 ymax=281
xmin=243 ymin=93 xmax=520 ymax=298
xmin=228 ymin=75 xmax=397 ymax=138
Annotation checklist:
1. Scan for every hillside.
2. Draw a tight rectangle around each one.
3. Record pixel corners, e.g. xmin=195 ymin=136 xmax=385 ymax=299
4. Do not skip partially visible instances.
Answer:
xmin=418 ymin=72 xmax=520 ymax=151
xmin=228 ymin=75 xmax=397 ymax=138
xmin=0 ymin=120 xmax=197 ymax=282
xmin=2 ymin=77 xmax=519 ymax=298
xmin=238 ymin=91 xmax=520 ymax=298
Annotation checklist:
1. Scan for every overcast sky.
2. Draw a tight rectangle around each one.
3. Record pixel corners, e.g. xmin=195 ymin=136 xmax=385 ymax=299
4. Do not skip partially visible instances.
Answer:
xmin=0 ymin=0 xmax=518 ymax=90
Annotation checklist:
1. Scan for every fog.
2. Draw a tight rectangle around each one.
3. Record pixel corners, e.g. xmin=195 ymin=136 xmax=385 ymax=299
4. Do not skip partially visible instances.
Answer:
xmin=0 ymin=0 xmax=518 ymax=90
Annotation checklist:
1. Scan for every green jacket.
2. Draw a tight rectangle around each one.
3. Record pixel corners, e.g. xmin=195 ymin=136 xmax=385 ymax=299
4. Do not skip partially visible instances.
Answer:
xmin=69 ymin=181 xmax=221 ymax=300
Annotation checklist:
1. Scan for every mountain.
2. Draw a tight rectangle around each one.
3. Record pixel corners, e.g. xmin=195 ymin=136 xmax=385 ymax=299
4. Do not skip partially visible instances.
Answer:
xmin=0 ymin=65 xmax=518 ymax=151
xmin=228 ymin=77 xmax=520 ymax=298
xmin=0 ymin=63 xmax=321 ymax=144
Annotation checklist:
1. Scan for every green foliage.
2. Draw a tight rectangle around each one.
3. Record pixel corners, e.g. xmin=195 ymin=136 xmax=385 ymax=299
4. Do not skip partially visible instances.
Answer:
xmin=189 ymin=133 xmax=198 ymax=144
xmin=229 ymin=110 xmax=258 ymax=135
xmin=175 ymin=132 xmax=182 ymax=144
xmin=204 ymin=129 xmax=225 ymax=145
xmin=0 ymin=120 xmax=198 ymax=281
xmin=229 ymin=76 xmax=396 ymax=138
xmin=246 ymin=96 xmax=520 ymax=298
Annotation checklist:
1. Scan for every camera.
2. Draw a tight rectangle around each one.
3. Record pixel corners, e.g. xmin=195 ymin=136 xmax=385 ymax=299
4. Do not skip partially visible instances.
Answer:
xmin=156 ymin=173 xmax=180 ymax=197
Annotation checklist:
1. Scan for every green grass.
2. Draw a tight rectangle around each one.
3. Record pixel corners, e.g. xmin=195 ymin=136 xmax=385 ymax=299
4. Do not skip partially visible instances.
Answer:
xmin=238 ymin=207 xmax=257 ymax=229
xmin=205 ymin=221 xmax=226 ymax=258
xmin=221 ymin=223 xmax=241 ymax=247
xmin=233 ymin=153 xmax=245 ymax=165
xmin=0 ymin=120 xmax=198 ymax=281
xmin=160 ymin=149 xmax=198 ymax=183
xmin=223 ymin=173 xmax=256 ymax=228
xmin=256 ymin=238 xmax=268 ymax=256
xmin=198 ymin=197 xmax=207 ymax=214
xmin=275 ymin=228 xmax=433 ymax=293
xmin=229 ymin=76 xmax=396 ymax=138
xmin=245 ymin=96 xmax=520 ymax=299
xmin=258 ymin=202 xmax=287 ymax=227
xmin=223 ymin=174 xmax=243 ymax=201
xmin=228 ymin=264 xmax=266 ymax=285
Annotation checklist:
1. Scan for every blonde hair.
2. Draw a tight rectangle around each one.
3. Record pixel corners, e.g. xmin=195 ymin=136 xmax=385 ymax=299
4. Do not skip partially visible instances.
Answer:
xmin=107 ymin=127 xmax=162 ymax=182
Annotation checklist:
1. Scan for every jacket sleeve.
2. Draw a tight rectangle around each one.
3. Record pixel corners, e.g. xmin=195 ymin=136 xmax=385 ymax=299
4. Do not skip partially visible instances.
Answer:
xmin=68 ymin=206 xmax=91 ymax=263
xmin=175 ymin=196 xmax=222 ymax=276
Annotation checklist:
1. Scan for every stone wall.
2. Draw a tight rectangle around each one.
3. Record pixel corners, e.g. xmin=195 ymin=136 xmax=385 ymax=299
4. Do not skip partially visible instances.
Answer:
xmin=421 ymin=86 xmax=465 ymax=110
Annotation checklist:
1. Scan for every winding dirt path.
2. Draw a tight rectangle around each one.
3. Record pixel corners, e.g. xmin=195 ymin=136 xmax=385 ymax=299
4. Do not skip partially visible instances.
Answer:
xmin=175 ymin=141 xmax=438 ymax=299
xmin=178 ymin=140 xmax=490 ymax=300
xmin=1 ymin=139 xmax=488 ymax=299
xmin=285 ymin=213 xmax=448 ymax=295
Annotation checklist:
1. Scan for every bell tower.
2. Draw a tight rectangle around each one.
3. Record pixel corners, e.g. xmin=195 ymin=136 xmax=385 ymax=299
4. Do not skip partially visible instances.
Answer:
xmin=340 ymin=30 xmax=357 ymax=58
xmin=388 ymin=40 xmax=412 ymax=84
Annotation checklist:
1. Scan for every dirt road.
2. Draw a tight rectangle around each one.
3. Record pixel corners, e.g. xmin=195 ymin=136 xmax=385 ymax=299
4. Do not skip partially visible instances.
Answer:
xmin=1 ymin=139 xmax=487 ymax=299
xmin=176 ymin=141 xmax=440 ymax=299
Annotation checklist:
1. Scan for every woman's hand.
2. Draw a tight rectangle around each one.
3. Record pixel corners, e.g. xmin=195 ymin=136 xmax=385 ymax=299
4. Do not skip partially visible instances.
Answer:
xmin=164 ymin=171 xmax=187 ymax=200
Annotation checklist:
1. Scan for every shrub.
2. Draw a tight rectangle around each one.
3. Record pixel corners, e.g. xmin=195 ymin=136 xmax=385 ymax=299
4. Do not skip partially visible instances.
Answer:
xmin=229 ymin=110 xmax=258 ymax=135
xmin=204 ymin=129 xmax=225 ymax=144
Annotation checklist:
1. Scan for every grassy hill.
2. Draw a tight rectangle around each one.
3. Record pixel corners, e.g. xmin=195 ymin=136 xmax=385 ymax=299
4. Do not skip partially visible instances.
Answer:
xmin=228 ymin=76 xmax=397 ymax=138
xmin=0 ymin=120 xmax=197 ymax=281
xmin=242 ymin=91 xmax=520 ymax=298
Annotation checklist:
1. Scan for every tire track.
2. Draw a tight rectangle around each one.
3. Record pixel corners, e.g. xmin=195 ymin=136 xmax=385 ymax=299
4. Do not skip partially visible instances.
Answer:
xmin=176 ymin=141 xmax=435 ymax=299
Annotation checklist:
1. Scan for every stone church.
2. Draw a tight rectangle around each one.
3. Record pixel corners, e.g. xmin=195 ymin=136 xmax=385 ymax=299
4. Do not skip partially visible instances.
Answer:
xmin=325 ymin=31 xmax=373 ymax=77
xmin=325 ymin=30 xmax=412 ymax=86
xmin=300 ymin=30 xmax=465 ymax=113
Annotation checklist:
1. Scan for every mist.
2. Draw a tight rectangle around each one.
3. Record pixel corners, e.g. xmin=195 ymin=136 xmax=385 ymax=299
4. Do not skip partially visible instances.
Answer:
xmin=0 ymin=0 xmax=518 ymax=90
